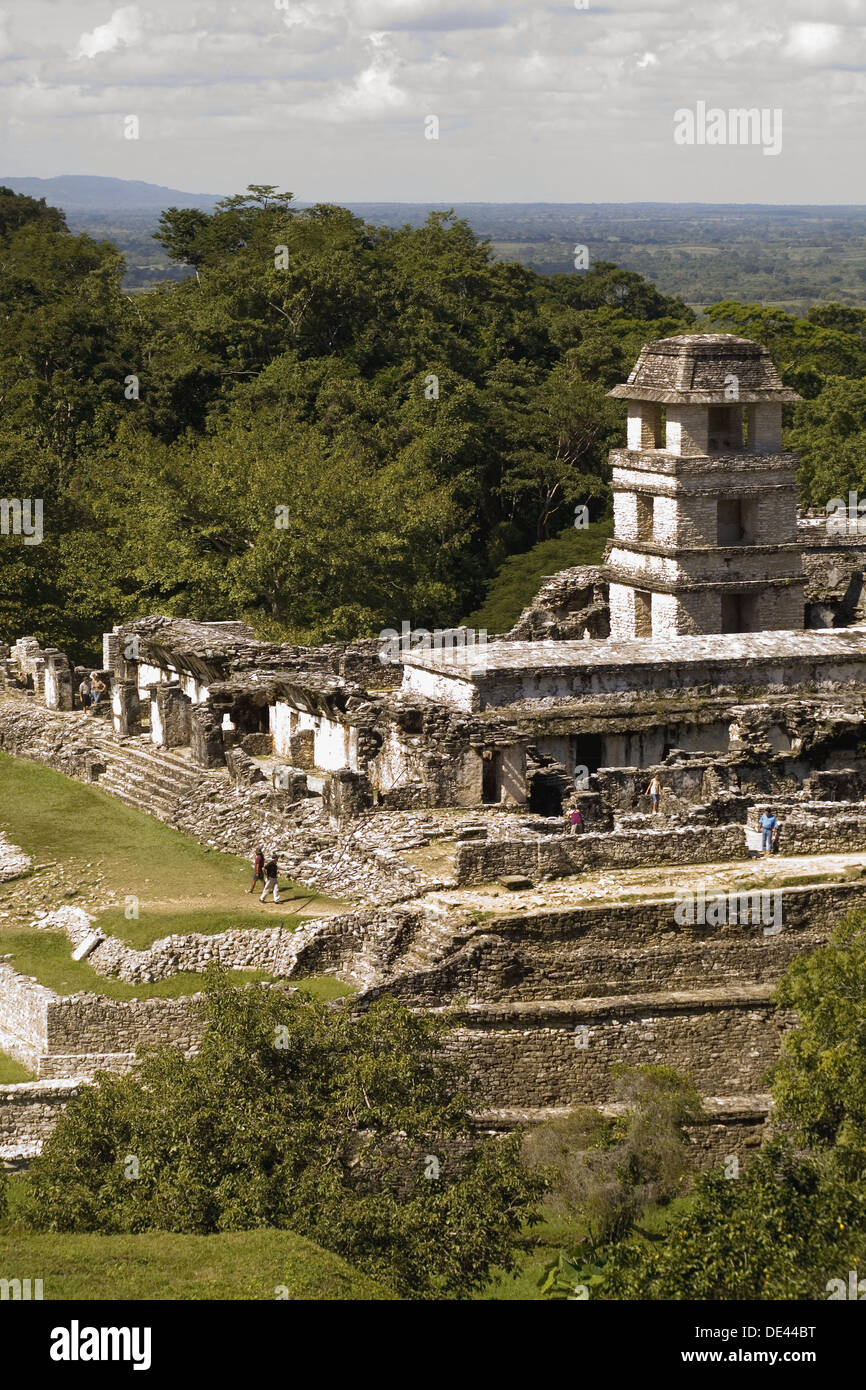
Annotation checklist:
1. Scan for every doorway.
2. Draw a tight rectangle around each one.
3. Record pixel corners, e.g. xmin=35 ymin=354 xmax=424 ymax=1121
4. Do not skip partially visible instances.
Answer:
xmin=482 ymin=750 xmax=502 ymax=804
xmin=720 ymin=594 xmax=756 ymax=633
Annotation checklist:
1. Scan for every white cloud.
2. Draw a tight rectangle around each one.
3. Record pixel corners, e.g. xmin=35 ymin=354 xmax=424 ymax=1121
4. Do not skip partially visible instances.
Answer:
xmin=785 ymin=22 xmax=843 ymax=60
xmin=0 ymin=0 xmax=862 ymax=201
xmin=74 ymin=5 xmax=142 ymax=61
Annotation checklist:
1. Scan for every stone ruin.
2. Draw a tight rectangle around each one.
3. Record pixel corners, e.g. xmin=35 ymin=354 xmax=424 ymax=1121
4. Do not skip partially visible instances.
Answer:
xmin=5 ymin=333 xmax=866 ymax=1168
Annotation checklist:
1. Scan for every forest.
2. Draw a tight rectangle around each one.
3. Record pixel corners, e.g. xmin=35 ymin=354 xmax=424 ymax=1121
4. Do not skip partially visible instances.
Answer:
xmin=1 ymin=182 xmax=866 ymax=663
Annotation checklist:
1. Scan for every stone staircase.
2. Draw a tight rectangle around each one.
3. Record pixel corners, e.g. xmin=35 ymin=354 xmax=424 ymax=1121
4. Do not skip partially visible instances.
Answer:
xmin=84 ymin=732 xmax=216 ymax=821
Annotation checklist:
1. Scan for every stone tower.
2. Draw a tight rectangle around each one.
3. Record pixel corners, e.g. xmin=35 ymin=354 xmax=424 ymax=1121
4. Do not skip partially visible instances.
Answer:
xmin=604 ymin=333 xmax=804 ymax=639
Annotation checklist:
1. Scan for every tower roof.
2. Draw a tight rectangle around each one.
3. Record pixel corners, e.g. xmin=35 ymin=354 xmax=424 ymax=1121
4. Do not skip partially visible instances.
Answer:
xmin=608 ymin=333 xmax=802 ymax=404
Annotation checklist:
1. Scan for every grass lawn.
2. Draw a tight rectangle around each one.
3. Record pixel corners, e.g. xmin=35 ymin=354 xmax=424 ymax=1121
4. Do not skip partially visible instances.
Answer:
xmin=0 ymin=1175 xmax=393 ymax=1299
xmin=0 ymin=1049 xmax=34 ymax=1083
xmin=0 ymin=1229 xmax=394 ymax=1300
xmin=94 ymin=906 xmax=306 ymax=950
xmin=0 ymin=752 xmax=354 ymax=1000
xmin=0 ymin=751 xmax=340 ymax=918
xmin=0 ymin=929 xmax=354 ymax=1002
xmin=477 ymin=1197 xmax=693 ymax=1300
xmin=0 ymin=929 xmax=275 ymax=1000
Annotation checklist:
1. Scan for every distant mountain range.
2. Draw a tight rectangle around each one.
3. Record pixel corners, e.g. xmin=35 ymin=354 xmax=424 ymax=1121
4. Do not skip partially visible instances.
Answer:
xmin=0 ymin=175 xmax=223 ymax=213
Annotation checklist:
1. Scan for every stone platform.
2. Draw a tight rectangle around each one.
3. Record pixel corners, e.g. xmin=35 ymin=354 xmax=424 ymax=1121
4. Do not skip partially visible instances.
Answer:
xmin=401 ymin=627 xmax=866 ymax=710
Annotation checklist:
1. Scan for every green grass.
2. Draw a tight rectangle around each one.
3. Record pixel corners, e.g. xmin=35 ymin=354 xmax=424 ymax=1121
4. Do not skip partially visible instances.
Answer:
xmin=291 ymin=976 xmax=355 ymax=1002
xmin=463 ymin=520 xmax=612 ymax=635
xmin=0 ymin=1174 xmax=392 ymax=1299
xmin=0 ymin=1227 xmax=394 ymax=1300
xmin=0 ymin=750 xmax=318 ymax=909
xmin=0 ymin=930 xmax=274 ymax=1000
xmin=95 ymin=906 xmax=306 ymax=950
xmin=0 ymin=1050 xmax=34 ymax=1083
xmin=0 ymin=929 xmax=354 ymax=1002
xmin=0 ymin=751 xmax=354 ymax=999
xmin=477 ymin=1196 xmax=693 ymax=1300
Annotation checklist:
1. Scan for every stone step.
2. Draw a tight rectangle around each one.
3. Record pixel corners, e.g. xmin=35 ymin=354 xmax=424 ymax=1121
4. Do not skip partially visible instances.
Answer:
xmin=97 ymin=771 xmax=179 ymax=816
xmin=91 ymin=737 xmax=204 ymax=785
xmin=99 ymin=756 xmax=197 ymax=802
xmin=96 ymin=762 xmax=188 ymax=807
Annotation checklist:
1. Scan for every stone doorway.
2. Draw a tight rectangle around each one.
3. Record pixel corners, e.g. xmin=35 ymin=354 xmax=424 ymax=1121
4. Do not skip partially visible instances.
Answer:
xmin=482 ymin=750 xmax=502 ymax=804
xmin=720 ymin=593 xmax=757 ymax=633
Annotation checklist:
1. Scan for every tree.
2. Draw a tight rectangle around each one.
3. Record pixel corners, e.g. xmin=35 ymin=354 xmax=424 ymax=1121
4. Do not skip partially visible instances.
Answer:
xmin=0 ymin=186 xmax=67 ymax=238
xmin=598 ymin=1141 xmax=866 ymax=1301
xmin=592 ymin=915 xmax=866 ymax=1300
xmin=19 ymin=971 xmax=543 ymax=1299
xmin=771 ymin=913 xmax=866 ymax=1176
xmin=525 ymin=1065 xmax=702 ymax=1249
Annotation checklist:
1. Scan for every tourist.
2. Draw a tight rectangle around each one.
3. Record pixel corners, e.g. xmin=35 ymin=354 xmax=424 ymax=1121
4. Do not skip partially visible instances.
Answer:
xmin=759 ymin=808 xmax=778 ymax=856
xmin=645 ymin=774 xmax=662 ymax=814
xmin=568 ymin=807 xmax=584 ymax=835
xmin=247 ymin=849 xmax=266 ymax=894
xmin=89 ymin=672 xmax=107 ymax=711
xmin=260 ymin=856 xmax=280 ymax=903
xmin=78 ymin=675 xmax=91 ymax=714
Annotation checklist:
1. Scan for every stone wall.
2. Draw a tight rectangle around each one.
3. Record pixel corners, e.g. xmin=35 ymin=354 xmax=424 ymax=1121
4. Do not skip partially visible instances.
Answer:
xmin=0 ymin=963 xmax=52 ymax=1071
xmin=0 ymin=1080 xmax=83 ymax=1164
xmin=0 ymin=959 xmax=207 ymax=1079
xmin=444 ymin=989 xmax=789 ymax=1108
xmin=453 ymin=823 xmax=745 ymax=884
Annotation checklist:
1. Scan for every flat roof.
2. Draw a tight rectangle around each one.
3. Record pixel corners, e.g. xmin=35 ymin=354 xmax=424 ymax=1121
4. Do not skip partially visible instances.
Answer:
xmin=400 ymin=628 xmax=866 ymax=681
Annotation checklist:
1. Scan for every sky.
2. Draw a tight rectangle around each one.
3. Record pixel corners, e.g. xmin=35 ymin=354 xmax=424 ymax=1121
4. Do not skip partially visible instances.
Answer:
xmin=1 ymin=0 xmax=865 ymax=203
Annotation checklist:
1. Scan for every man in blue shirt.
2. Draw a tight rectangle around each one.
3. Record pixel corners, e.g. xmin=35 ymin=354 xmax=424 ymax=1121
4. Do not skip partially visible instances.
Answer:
xmin=759 ymin=809 xmax=778 ymax=856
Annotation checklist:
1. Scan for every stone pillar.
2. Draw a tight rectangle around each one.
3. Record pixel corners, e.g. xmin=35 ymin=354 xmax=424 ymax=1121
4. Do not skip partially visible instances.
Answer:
xmin=322 ymin=769 xmax=373 ymax=825
xmin=149 ymin=686 xmax=163 ymax=745
xmin=103 ymin=631 xmax=124 ymax=677
xmin=154 ymin=683 xmax=191 ymax=748
xmin=665 ymin=404 xmax=709 ymax=456
xmin=29 ymin=657 xmax=46 ymax=696
xmin=112 ymin=680 xmax=141 ymax=736
xmin=748 ymin=403 xmax=782 ymax=454
xmin=44 ymin=650 xmax=73 ymax=711
xmin=289 ymin=729 xmax=315 ymax=768
xmin=191 ymin=706 xmax=226 ymax=767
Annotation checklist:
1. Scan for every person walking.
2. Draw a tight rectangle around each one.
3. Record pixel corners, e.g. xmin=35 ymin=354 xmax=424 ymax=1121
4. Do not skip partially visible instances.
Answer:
xmin=260 ymin=856 xmax=280 ymax=903
xmin=78 ymin=675 xmax=92 ymax=714
xmin=568 ymin=807 xmax=584 ymax=835
xmin=759 ymin=808 xmax=778 ymax=857
xmin=645 ymin=774 xmax=662 ymax=814
xmin=246 ymin=849 xmax=266 ymax=894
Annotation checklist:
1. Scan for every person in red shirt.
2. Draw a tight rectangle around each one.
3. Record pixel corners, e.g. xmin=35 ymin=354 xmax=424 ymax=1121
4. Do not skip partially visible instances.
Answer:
xmin=246 ymin=850 xmax=265 ymax=894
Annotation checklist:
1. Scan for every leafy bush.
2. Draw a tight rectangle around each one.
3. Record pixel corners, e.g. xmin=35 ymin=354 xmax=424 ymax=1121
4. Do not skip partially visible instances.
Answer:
xmin=524 ymin=1065 xmax=702 ymax=1251
xmin=19 ymin=969 xmax=543 ymax=1299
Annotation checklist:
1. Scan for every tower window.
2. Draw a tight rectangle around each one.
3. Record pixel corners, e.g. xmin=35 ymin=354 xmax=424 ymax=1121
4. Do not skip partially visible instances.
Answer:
xmin=717 ymin=497 xmax=758 ymax=546
xmin=707 ymin=405 xmax=743 ymax=452
xmin=634 ymin=590 xmax=653 ymax=637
